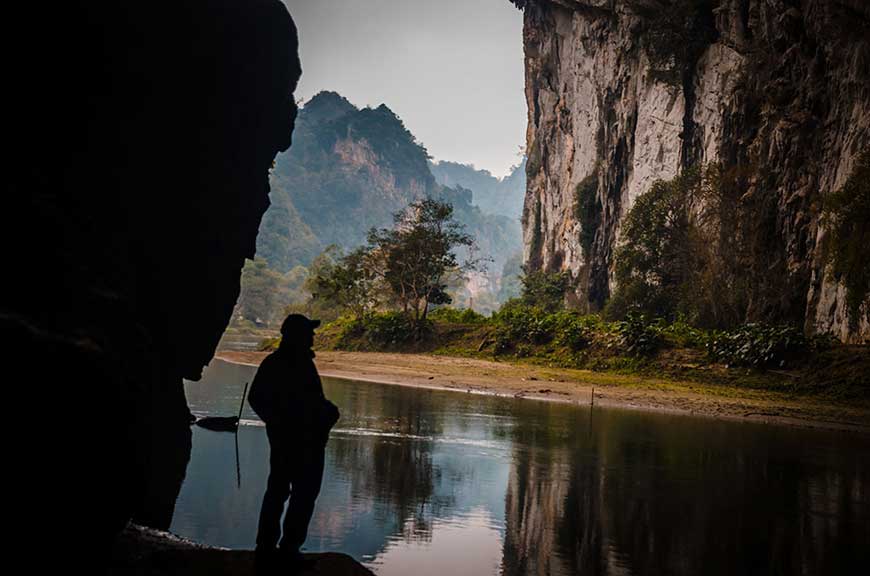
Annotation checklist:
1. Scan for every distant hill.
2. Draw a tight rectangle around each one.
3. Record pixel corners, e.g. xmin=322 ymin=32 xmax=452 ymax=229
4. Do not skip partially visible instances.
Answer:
xmin=430 ymin=158 xmax=526 ymax=220
xmin=255 ymin=91 xmax=523 ymax=308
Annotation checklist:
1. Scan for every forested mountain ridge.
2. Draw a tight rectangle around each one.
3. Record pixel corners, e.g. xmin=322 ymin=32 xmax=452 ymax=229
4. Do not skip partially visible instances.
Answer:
xmin=247 ymin=91 xmax=522 ymax=321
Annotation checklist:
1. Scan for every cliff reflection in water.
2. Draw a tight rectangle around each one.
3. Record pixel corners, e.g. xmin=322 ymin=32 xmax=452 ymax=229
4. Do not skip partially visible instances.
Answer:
xmin=171 ymin=359 xmax=869 ymax=575
xmin=501 ymin=407 xmax=870 ymax=575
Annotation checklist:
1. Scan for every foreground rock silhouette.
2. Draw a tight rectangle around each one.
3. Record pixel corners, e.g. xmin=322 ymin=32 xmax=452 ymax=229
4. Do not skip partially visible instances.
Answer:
xmin=4 ymin=0 xmax=362 ymax=571
xmin=113 ymin=525 xmax=374 ymax=576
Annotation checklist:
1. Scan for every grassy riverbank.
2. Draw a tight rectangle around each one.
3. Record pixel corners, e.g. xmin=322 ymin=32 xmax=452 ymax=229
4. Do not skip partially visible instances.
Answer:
xmin=288 ymin=309 xmax=870 ymax=405
xmin=221 ymin=309 xmax=870 ymax=433
xmin=225 ymin=303 xmax=870 ymax=432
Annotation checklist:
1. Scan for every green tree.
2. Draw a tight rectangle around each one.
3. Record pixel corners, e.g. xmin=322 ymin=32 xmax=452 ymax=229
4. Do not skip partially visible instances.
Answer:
xmin=368 ymin=198 xmax=480 ymax=326
xmin=607 ymin=168 xmax=709 ymax=323
xmin=607 ymin=165 xmax=752 ymax=327
xmin=235 ymin=258 xmax=308 ymax=327
xmin=497 ymin=252 xmax=524 ymax=304
xmin=307 ymin=246 xmax=381 ymax=320
xmin=519 ymin=268 xmax=572 ymax=313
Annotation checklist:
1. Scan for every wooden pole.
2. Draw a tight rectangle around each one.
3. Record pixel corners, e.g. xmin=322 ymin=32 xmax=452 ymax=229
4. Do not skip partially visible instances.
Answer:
xmin=237 ymin=381 xmax=249 ymax=425
xmin=235 ymin=381 xmax=248 ymax=489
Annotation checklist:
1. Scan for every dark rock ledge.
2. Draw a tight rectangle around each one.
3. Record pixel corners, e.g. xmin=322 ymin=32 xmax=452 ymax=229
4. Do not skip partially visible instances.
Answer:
xmin=111 ymin=524 xmax=375 ymax=576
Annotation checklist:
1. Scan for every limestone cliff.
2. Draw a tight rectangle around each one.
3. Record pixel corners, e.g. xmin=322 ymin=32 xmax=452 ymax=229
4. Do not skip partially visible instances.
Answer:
xmin=513 ymin=0 xmax=870 ymax=340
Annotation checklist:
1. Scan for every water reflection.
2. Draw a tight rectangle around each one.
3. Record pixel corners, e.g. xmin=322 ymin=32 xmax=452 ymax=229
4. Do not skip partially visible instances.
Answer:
xmin=502 ymin=407 xmax=870 ymax=575
xmin=171 ymin=359 xmax=870 ymax=575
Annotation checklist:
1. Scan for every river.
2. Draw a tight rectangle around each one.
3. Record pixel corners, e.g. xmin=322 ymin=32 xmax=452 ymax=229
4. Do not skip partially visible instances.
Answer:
xmin=170 ymin=358 xmax=869 ymax=575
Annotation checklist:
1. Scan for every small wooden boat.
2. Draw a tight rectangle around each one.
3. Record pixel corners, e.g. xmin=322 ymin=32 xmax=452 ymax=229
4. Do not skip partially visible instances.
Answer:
xmin=195 ymin=415 xmax=239 ymax=432
xmin=193 ymin=382 xmax=249 ymax=433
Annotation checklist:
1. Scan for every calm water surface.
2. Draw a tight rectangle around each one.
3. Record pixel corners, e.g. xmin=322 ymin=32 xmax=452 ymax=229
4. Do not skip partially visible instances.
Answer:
xmin=171 ymin=359 xmax=870 ymax=575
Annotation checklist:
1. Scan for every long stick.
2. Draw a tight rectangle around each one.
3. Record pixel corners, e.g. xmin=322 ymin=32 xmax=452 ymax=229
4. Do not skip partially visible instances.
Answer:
xmin=237 ymin=382 xmax=249 ymax=424
xmin=236 ymin=382 xmax=248 ymax=489
xmin=588 ymin=386 xmax=594 ymax=437
xmin=235 ymin=428 xmax=241 ymax=489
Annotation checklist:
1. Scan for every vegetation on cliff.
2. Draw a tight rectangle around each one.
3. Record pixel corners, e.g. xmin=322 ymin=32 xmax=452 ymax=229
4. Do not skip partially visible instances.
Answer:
xmin=606 ymin=166 xmax=746 ymax=327
xmin=573 ymin=172 xmax=600 ymax=258
xmin=629 ymin=0 xmax=718 ymax=87
xmin=822 ymin=150 xmax=870 ymax=327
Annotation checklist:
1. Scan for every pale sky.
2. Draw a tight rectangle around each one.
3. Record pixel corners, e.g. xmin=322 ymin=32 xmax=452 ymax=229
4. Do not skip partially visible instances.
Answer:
xmin=283 ymin=0 xmax=527 ymax=177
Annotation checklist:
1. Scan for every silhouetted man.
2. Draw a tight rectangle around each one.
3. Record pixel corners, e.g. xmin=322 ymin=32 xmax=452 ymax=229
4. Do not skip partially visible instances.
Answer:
xmin=248 ymin=313 xmax=340 ymax=573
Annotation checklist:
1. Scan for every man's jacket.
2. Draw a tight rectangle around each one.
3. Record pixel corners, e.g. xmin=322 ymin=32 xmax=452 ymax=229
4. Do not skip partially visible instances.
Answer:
xmin=248 ymin=348 xmax=339 ymax=447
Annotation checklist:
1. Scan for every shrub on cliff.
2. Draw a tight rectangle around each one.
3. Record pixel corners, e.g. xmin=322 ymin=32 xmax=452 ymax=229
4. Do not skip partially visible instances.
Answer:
xmin=607 ymin=165 xmax=751 ymax=328
xmin=574 ymin=172 xmax=601 ymax=258
xmin=629 ymin=0 xmax=718 ymax=87
xmin=822 ymin=150 xmax=870 ymax=328
xmin=607 ymin=168 xmax=709 ymax=322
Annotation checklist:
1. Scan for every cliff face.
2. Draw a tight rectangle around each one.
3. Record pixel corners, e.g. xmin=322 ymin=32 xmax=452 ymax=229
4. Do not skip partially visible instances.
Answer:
xmin=516 ymin=0 xmax=870 ymax=340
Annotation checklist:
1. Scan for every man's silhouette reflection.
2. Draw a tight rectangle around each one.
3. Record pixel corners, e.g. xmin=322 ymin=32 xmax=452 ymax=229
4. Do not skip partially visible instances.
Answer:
xmin=248 ymin=314 xmax=340 ymax=573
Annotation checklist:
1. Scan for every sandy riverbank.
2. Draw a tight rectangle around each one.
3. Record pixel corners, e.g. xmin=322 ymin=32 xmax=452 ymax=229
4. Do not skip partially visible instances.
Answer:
xmin=216 ymin=350 xmax=870 ymax=434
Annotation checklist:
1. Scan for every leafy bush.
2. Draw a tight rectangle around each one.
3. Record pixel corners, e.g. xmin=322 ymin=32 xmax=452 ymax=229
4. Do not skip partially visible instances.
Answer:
xmin=493 ymin=304 xmax=617 ymax=356
xmin=658 ymin=316 xmax=707 ymax=348
xmin=365 ymin=312 xmax=423 ymax=346
xmin=520 ymin=269 xmax=573 ymax=313
xmin=552 ymin=311 xmax=600 ymax=351
xmin=258 ymin=336 xmax=281 ymax=352
xmin=494 ymin=301 xmax=557 ymax=345
xmin=706 ymin=324 xmax=807 ymax=369
xmin=610 ymin=313 xmax=663 ymax=356
xmin=428 ymin=307 xmax=488 ymax=324
xmin=333 ymin=315 xmax=368 ymax=348
xmin=331 ymin=312 xmax=424 ymax=349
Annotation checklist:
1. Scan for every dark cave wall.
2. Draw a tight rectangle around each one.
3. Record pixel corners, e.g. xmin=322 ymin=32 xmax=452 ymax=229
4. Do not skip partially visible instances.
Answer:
xmin=6 ymin=0 xmax=300 ymax=558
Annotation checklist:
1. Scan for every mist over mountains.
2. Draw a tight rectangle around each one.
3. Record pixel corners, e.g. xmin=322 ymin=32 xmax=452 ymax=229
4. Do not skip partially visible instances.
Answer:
xmin=430 ymin=158 xmax=526 ymax=220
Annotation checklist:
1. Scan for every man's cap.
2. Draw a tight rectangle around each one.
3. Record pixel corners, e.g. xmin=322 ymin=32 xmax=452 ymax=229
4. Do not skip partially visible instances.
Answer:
xmin=280 ymin=313 xmax=321 ymax=335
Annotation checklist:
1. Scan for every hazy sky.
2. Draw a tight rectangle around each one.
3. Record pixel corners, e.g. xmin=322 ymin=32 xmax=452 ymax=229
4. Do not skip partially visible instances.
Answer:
xmin=283 ymin=0 xmax=526 ymax=177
